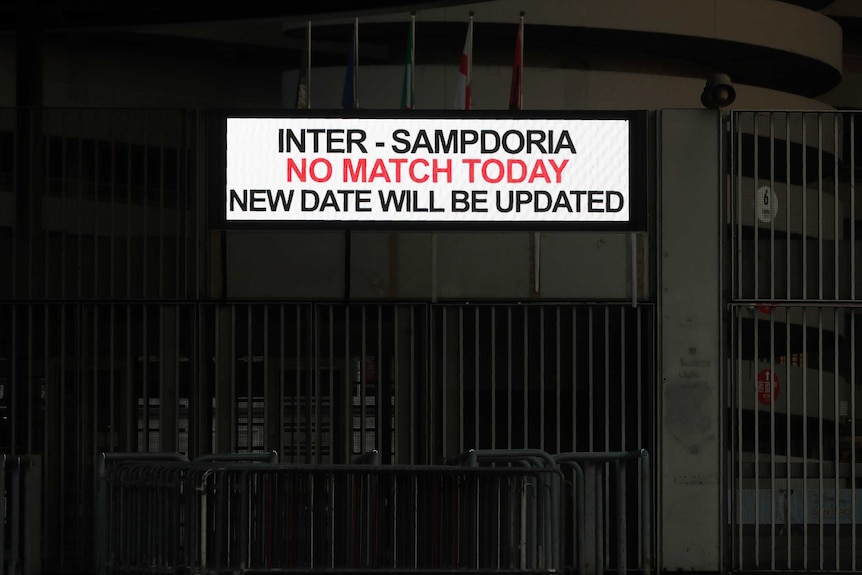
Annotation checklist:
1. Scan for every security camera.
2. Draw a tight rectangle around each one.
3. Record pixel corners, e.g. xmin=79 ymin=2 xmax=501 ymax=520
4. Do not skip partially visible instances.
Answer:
xmin=701 ymin=73 xmax=736 ymax=109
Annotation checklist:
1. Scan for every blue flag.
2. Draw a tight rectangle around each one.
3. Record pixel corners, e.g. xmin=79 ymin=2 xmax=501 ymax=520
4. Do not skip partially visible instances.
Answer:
xmin=342 ymin=22 xmax=357 ymax=109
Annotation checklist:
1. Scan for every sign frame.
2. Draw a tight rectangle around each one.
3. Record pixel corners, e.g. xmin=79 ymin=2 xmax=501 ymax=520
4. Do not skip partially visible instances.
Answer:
xmin=208 ymin=109 xmax=649 ymax=231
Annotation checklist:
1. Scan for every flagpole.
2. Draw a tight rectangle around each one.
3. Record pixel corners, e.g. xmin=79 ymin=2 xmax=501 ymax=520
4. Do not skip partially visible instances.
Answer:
xmin=410 ymin=12 xmax=416 ymax=106
xmin=467 ymin=10 xmax=474 ymax=110
xmin=353 ymin=17 xmax=359 ymax=109
xmin=519 ymin=11 xmax=524 ymax=110
xmin=306 ymin=20 xmax=312 ymax=109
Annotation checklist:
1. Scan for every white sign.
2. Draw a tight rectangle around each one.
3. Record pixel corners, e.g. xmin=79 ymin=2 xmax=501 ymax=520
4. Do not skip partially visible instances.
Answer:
xmin=224 ymin=117 xmax=630 ymax=224
xmin=756 ymin=185 xmax=778 ymax=223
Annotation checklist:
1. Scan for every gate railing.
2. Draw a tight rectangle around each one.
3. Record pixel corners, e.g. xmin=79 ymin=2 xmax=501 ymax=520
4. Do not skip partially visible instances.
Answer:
xmin=96 ymin=449 xmax=651 ymax=575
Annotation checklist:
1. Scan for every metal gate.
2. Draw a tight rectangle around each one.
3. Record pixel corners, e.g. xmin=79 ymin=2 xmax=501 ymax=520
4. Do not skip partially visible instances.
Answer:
xmin=0 ymin=107 xmax=657 ymax=573
xmin=729 ymin=110 xmax=862 ymax=571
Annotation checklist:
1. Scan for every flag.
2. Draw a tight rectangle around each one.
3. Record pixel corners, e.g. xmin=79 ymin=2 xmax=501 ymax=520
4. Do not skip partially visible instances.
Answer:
xmin=508 ymin=15 xmax=523 ymax=110
xmin=454 ymin=15 xmax=472 ymax=110
xmin=400 ymin=15 xmax=415 ymax=110
xmin=342 ymin=18 xmax=358 ymax=109
xmin=295 ymin=21 xmax=311 ymax=109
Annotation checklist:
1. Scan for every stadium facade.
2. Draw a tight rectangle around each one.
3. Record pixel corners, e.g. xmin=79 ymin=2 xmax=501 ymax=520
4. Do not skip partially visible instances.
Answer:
xmin=3 ymin=1 xmax=862 ymax=574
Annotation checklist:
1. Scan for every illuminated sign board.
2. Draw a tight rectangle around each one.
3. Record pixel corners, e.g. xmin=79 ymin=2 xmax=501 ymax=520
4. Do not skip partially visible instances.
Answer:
xmin=218 ymin=112 xmax=646 ymax=230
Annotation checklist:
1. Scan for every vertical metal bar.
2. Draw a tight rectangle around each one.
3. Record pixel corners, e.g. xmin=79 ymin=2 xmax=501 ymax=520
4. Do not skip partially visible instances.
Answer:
xmin=474 ymin=307 xmax=479 ymax=450
xmin=621 ymin=307 xmax=627 ymax=451
xmin=587 ymin=306 xmax=601 ymax=448
xmin=556 ymin=307 xmax=561 ymax=453
xmin=143 ymin=307 xmax=149 ymax=450
xmin=802 ymin=304 xmax=809 ymax=568
xmin=508 ymin=308 xmax=512 ymax=449
xmin=754 ymin=113 xmax=760 ymax=302
xmin=818 ymin=114 xmax=824 ymax=301
xmin=393 ymin=307 xmax=400 ymax=462
xmin=377 ymin=305 xmax=384 ymax=459
xmin=539 ymin=307 xmax=545 ymax=450
xmin=786 ymin=112 xmax=792 ymax=298
xmin=852 ymin=113 xmax=858 ymax=572
xmin=175 ymin=112 xmax=183 ymax=299
xmin=833 ymin=306 xmax=840 ymax=569
xmin=818 ymin=307 xmax=824 ymax=569
xmin=769 ymin=305 xmax=776 ymax=569
xmin=246 ymin=306 xmax=252 ymax=452
xmin=143 ymin=122 xmax=150 ymax=299
xmin=361 ymin=306 xmax=367 ymax=454
xmin=639 ymin=451 xmax=650 ymax=575
xmin=295 ymin=305 xmax=302 ymax=460
xmin=605 ymin=307 xmax=611 ymax=452
xmin=93 ymin=114 xmax=101 ymax=300
xmin=77 ymin=114 xmax=84 ymax=299
xmin=523 ymin=306 xmax=528 ymax=448
xmin=264 ymin=305 xmax=271 ymax=454
xmin=491 ymin=307 xmax=496 ymax=451
xmin=735 ymin=112 xmax=743 ymax=301
xmin=852 ymin=297 xmax=858 ymax=572
xmin=784 ymin=305 xmax=792 ymax=567
xmin=834 ymin=115 xmax=840 ymax=301
xmin=616 ymin=459 xmax=626 ymax=575
xmin=28 ymin=305 xmax=34 ymax=453
xmin=754 ymin=298 xmax=760 ymax=566
xmin=573 ymin=307 xmax=578 ymax=452
xmin=459 ymin=307 xmax=464 ymax=452
xmin=158 ymin=112 xmax=165 ymax=299
xmin=231 ymin=306 xmax=237 ymax=452
xmin=770 ymin=113 xmax=775 ymax=304
xmin=410 ymin=308 xmax=416 ymax=464
xmin=784 ymin=110 xmax=794 ymax=569
xmin=735 ymin=304 xmax=743 ymax=570
xmin=282 ymin=304 xmax=288 ymax=460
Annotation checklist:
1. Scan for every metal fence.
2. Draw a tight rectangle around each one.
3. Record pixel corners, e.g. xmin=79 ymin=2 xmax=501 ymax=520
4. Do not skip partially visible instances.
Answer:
xmin=96 ymin=450 xmax=651 ymax=575
xmin=97 ymin=455 xmax=564 ymax=574
xmin=1 ymin=454 xmax=40 ymax=575
xmin=729 ymin=110 xmax=862 ymax=571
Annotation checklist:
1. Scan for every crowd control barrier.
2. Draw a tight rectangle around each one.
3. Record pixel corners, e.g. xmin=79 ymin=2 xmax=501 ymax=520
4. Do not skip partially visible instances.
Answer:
xmin=3 ymin=455 xmax=39 ymax=575
xmin=96 ymin=453 xmax=564 ymax=574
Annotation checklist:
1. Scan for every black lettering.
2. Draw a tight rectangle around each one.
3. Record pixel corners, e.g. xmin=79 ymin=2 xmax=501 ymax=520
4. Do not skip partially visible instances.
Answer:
xmin=379 ymin=189 xmax=409 ymax=211
xmin=588 ymin=190 xmax=603 ymax=212
xmin=346 ymin=129 xmax=367 ymax=153
xmin=302 ymin=189 xmax=320 ymax=211
xmin=527 ymin=130 xmax=547 ymax=154
xmin=229 ymin=189 xmax=248 ymax=211
xmin=434 ymin=130 xmax=456 ymax=153
xmin=501 ymin=130 xmax=524 ymax=154
xmin=412 ymin=130 xmax=433 ymax=153
xmin=534 ymin=190 xmax=552 ymax=212
xmin=553 ymin=190 xmax=573 ymax=212
xmin=306 ymin=129 xmax=324 ymax=152
xmin=392 ymin=129 xmax=410 ymax=153
xmin=554 ymin=130 xmax=577 ymax=154
xmin=497 ymin=190 xmax=514 ymax=212
xmin=250 ymin=189 xmax=268 ymax=211
xmin=460 ymin=130 xmax=478 ymax=151
xmin=481 ymin=130 xmax=500 ymax=153
xmin=452 ymin=190 xmax=470 ymax=212
xmin=269 ymin=189 xmax=293 ymax=211
xmin=607 ymin=191 xmax=624 ymax=212
xmin=327 ymin=131 xmax=345 ymax=153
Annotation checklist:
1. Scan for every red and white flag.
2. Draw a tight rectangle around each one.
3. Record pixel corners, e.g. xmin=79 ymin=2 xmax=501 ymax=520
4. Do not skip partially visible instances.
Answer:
xmin=454 ymin=16 xmax=472 ymax=110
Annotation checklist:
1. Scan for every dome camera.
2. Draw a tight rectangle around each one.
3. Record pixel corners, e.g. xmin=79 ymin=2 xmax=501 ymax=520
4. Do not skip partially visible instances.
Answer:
xmin=701 ymin=73 xmax=736 ymax=109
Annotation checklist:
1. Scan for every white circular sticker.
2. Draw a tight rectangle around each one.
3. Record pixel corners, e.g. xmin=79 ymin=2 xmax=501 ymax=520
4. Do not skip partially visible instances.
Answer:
xmin=756 ymin=185 xmax=778 ymax=223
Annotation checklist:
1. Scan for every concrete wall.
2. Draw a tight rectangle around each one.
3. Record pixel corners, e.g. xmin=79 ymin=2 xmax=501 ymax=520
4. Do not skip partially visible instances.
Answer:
xmin=658 ymin=109 xmax=723 ymax=571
